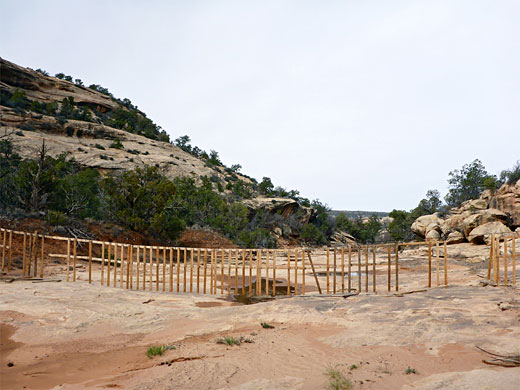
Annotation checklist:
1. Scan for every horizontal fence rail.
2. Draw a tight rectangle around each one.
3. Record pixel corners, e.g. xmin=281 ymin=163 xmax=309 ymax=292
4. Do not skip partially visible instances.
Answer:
xmin=1 ymin=228 xmax=518 ymax=296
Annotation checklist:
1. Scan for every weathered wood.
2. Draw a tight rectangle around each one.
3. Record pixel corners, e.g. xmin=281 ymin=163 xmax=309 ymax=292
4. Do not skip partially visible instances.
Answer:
xmin=365 ymin=245 xmax=369 ymax=293
xmin=249 ymin=249 xmax=253 ymax=295
xmin=286 ymin=249 xmax=290 ymax=296
xmin=332 ymin=248 xmax=336 ymax=294
xmin=235 ymin=249 xmax=239 ymax=294
xmin=427 ymin=241 xmax=432 ymax=288
xmin=358 ymin=247 xmax=362 ymax=293
xmin=273 ymin=250 xmax=277 ymax=296
xmin=202 ymin=249 xmax=206 ymax=294
xmin=387 ymin=245 xmax=391 ymax=292
xmin=196 ymin=249 xmax=201 ymax=294
xmin=163 ymin=248 xmax=167 ymax=292
xmin=436 ymin=241 xmax=440 ymax=287
xmin=107 ymin=243 xmax=112 ymax=287
xmin=183 ymin=248 xmax=187 ymax=293
xmin=443 ymin=241 xmax=448 ymax=287
xmin=8 ymin=230 xmax=13 ymax=273
xmin=395 ymin=244 xmax=399 ymax=292
xmin=348 ymin=246 xmax=352 ymax=292
xmin=326 ymin=248 xmax=330 ymax=294
xmin=121 ymin=245 xmax=126 ymax=289
xmin=101 ymin=242 xmax=105 ymax=286
xmin=266 ymin=250 xmax=270 ymax=295
xmin=341 ymin=248 xmax=345 ymax=293
xmin=88 ymin=240 xmax=92 ymax=284
xmin=1 ymin=229 xmax=6 ymax=271
xmin=66 ymin=238 xmax=71 ymax=282
xmin=512 ymin=237 xmax=516 ymax=285
xmin=294 ymin=248 xmax=298 ymax=295
xmin=149 ymin=247 xmax=153 ymax=291
xmin=170 ymin=248 xmax=174 ymax=293
xmin=220 ymin=249 xmax=224 ymax=295
xmin=22 ymin=233 xmax=27 ymax=276
xmin=156 ymin=247 xmax=160 ymax=291
xmin=242 ymin=250 xmax=246 ymax=294
xmin=136 ymin=246 xmax=140 ymax=291
xmin=40 ymin=235 xmax=45 ymax=278
xmin=504 ymin=238 xmax=508 ymax=285
xmin=306 ymin=251 xmax=322 ymax=294
xmin=495 ymin=236 xmax=500 ymax=285
xmin=373 ymin=245 xmax=377 ymax=293
xmin=302 ymin=249 xmax=306 ymax=295
xmin=73 ymin=238 xmax=77 ymax=282
xmin=141 ymin=245 xmax=146 ymax=290
xmin=488 ymin=236 xmax=494 ymax=280
xmin=130 ymin=246 xmax=134 ymax=289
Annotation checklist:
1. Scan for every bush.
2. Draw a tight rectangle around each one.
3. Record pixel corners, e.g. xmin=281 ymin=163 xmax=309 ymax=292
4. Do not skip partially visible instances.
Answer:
xmin=500 ymin=161 xmax=520 ymax=185
xmin=46 ymin=210 xmax=68 ymax=226
xmin=301 ymin=223 xmax=326 ymax=245
xmin=109 ymin=138 xmax=123 ymax=149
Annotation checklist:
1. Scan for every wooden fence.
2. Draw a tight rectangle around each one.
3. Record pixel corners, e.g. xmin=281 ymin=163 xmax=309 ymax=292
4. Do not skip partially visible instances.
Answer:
xmin=486 ymin=233 xmax=518 ymax=286
xmin=1 ymin=227 xmax=517 ymax=296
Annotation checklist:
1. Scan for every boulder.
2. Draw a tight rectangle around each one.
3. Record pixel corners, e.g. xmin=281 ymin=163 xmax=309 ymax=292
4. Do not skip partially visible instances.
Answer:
xmin=461 ymin=208 xmax=508 ymax=237
xmin=467 ymin=221 xmax=512 ymax=245
xmin=331 ymin=231 xmax=356 ymax=245
xmin=426 ymin=229 xmax=440 ymax=240
xmin=445 ymin=231 xmax=465 ymax=244
xmin=411 ymin=214 xmax=444 ymax=238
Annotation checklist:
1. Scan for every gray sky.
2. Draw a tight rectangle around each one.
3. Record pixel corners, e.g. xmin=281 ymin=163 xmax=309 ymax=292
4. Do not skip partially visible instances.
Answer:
xmin=2 ymin=1 xmax=519 ymax=211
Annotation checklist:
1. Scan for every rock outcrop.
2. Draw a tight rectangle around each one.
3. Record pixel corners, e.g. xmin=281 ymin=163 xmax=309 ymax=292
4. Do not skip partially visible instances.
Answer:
xmin=412 ymin=179 xmax=520 ymax=245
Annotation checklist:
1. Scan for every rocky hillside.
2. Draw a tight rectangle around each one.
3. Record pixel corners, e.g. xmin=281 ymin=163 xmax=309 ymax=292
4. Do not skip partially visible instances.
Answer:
xmin=412 ymin=179 xmax=520 ymax=244
xmin=0 ymin=57 xmax=252 ymax=185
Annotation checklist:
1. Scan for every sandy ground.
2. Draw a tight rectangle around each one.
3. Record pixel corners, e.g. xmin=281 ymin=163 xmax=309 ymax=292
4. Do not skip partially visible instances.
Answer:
xmin=1 ymin=247 xmax=520 ymax=389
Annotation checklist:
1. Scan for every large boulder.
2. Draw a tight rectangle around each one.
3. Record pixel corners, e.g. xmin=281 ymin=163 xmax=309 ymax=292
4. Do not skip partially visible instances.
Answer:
xmin=467 ymin=221 xmax=512 ymax=245
xmin=411 ymin=214 xmax=444 ymax=238
xmin=446 ymin=231 xmax=465 ymax=244
xmin=426 ymin=229 xmax=441 ymax=240
xmin=461 ymin=208 xmax=508 ymax=237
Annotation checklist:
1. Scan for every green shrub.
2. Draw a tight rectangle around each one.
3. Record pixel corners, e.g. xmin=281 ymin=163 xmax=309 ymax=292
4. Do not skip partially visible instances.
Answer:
xmin=110 ymin=138 xmax=123 ymax=149
xmin=46 ymin=211 xmax=68 ymax=226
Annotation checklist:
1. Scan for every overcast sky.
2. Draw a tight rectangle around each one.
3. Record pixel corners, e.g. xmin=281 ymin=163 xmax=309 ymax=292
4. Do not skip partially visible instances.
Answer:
xmin=2 ymin=1 xmax=519 ymax=211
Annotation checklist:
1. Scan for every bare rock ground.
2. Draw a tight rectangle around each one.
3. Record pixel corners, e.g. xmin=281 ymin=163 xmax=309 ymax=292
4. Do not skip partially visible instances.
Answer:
xmin=1 ymin=254 xmax=519 ymax=389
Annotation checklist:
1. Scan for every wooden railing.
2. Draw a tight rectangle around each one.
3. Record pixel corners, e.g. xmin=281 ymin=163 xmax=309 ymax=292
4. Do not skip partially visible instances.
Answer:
xmin=2 ymin=227 xmax=517 ymax=295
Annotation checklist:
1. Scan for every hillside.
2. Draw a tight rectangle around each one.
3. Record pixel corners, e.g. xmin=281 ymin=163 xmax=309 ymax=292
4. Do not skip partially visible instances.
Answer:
xmin=0 ymin=57 xmax=252 ymax=185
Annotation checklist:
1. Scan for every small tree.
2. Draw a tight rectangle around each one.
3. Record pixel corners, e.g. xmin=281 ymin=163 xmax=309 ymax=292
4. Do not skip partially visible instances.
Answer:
xmin=445 ymin=159 xmax=496 ymax=207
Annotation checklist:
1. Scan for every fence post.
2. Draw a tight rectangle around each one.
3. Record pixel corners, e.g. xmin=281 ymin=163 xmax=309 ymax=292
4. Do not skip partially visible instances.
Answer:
xmin=443 ymin=241 xmax=448 ymax=287
xmin=294 ymin=249 xmax=298 ymax=295
xmin=307 ymin=251 xmax=322 ymax=294
xmin=101 ymin=242 xmax=105 ymax=286
xmin=504 ymin=238 xmax=508 ymax=285
xmin=170 ymin=248 xmax=174 ymax=293
xmin=436 ymin=241 xmax=440 ymax=287
xmin=1 ymin=229 xmax=5 ymax=271
xmin=358 ymin=246 xmax=362 ymax=293
xmin=73 ymin=238 xmax=77 ymax=282
xmin=286 ymin=250 xmax=290 ymax=296
xmin=189 ymin=248 xmax=193 ymax=293
xmin=394 ymin=244 xmax=399 ymax=292
xmin=348 ymin=246 xmax=352 ymax=292
xmin=488 ymin=235 xmax=494 ymax=280
xmin=512 ymin=237 xmax=516 ymax=285
xmin=495 ymin=236 xmax=500 ymax=285
xmin=40 ymin=235 xmax=45 ymax=278
xmin=326 ymin=248 xmax=330 ymax=294
xmin=107 ymin=243 xmax=112 ymax=287
xmin=302 ymin=249 xmax=306 ymax=295
xmin=88 ymin=240 xmax=92 ymax=284
xmin=341 ymin=248 xmax=345 ymax=293
xmin=22 ymin=232 xmax=27 ymax=276
xmin=387 ymin=246 xmax=391 ymax=292
xmin=427 ymin=241 xmax=432 ymax=288
xmin=242 ymin=250 xmax=246 ymax=294
xmin=373 ymin=245 xmax=377 ymax=293
xmin=8 ymin=230 xmax=13 ymax=273
xmin=365 ymin=245 xmax=369 ymax=293
xmin=333 ymin=248 xmax=336 ymax=294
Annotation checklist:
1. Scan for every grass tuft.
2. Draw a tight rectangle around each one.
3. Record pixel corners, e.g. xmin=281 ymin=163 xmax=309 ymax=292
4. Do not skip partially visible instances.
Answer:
xmin=325 ymin=366 xmax=352 ymax=390
xmin=146 ymin=345 xmax=175 ymax=358
xmin=261 ymin=322 xmax=275 ymax=329
xmin=405 ymin=366 xmax=417 ymax=374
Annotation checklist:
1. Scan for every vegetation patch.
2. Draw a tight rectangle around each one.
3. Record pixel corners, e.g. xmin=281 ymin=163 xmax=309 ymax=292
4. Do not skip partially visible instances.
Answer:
xmin=324 ymin=366 xmax=352 ymax=390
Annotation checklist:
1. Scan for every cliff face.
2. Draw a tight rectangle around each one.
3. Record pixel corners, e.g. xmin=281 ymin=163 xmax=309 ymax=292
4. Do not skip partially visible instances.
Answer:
xmin=0 ymin=57 xmax=250 ymax=184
